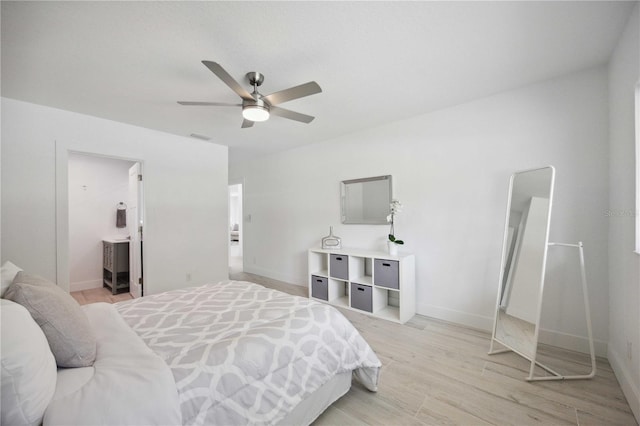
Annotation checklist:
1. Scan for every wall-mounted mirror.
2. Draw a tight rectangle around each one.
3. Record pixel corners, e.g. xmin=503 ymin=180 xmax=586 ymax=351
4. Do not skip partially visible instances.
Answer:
xmin=491 ymin=166 xmax=555 ymax=363
xmin=341 ymin=175 xmax=392 ymax=224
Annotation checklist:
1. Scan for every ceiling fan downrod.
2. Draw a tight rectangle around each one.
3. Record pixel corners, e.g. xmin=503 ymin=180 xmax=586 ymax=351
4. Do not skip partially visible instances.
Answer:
xmin=246 ymin=72 xmax=264 ymax=94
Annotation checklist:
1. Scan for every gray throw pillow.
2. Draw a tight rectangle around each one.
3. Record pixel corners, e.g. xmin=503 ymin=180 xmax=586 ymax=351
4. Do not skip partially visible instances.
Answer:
xmin=5 ymin=272 xmax=96 ymax=367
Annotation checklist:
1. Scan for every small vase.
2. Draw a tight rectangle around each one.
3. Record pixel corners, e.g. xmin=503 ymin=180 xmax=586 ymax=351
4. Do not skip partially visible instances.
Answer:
xmin=322 ymin=226 xmax=342 ymax=249
xmin=388 ymin=241 xmax=398 ymax=256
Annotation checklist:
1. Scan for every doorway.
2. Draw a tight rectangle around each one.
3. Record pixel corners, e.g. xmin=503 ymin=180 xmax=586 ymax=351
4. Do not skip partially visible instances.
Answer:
xmin=229 ymin=182 xmax=243 ymax=275
xmin=67 ymin=152 xmax=144 ymax=298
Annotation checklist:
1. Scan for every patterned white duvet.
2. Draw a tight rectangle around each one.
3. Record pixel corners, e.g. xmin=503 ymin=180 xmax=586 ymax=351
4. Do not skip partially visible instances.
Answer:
xmin=115 ymin=280 xmax=381 ymax=425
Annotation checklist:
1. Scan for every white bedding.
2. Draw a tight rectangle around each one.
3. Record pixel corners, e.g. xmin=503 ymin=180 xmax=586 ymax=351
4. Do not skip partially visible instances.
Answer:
xmin=116 ymin=280 xmax=381 ymax=425
xmin=44 ymin=303 xmax=182 ymax=425
xmin=44 ymin=281 xmax=380 ymax=426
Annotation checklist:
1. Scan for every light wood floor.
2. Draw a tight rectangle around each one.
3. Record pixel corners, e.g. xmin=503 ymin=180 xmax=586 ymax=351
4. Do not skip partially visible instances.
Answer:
xmin=71 ymin=287 xmax=132 ymax=305
xmin=72 ymin=272 xmax=638 ymax=426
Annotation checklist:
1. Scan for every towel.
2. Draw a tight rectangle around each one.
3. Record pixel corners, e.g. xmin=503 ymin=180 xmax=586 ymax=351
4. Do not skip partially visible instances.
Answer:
xmin=116 ymin=208 xmax=126 ymax=228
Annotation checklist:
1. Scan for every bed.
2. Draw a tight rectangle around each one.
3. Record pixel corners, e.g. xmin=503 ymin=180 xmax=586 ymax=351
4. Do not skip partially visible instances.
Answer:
xmin=1 ymin=262 xmax=381 ymax=426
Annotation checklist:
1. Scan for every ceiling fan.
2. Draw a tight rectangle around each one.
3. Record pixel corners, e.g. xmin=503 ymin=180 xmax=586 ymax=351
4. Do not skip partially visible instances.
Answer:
xmin=178 ymin=61 xmax=322 ymax=128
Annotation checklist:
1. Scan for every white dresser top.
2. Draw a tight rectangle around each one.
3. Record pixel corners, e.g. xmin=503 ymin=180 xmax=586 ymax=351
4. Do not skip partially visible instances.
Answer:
xmin=309 ymin=246 xmax=413 ymax=260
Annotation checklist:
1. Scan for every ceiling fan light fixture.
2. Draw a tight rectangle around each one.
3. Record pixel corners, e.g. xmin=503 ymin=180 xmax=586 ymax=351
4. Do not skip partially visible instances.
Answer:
xmin=178 ymin=62 xmax=321 ymax=128
xmin=242 ymin=104 xmax=270 ymax=122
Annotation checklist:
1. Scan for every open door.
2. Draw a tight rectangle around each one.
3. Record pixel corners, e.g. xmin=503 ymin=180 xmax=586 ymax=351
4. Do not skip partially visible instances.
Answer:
xmin=128 ymin=163 xmax=143 ymax=298
xmin=228 ymin=182 xmax=243 ymax=275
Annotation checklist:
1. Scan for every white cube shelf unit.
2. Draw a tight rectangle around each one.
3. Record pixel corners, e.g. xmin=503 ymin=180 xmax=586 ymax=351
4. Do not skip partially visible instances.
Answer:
xmin=308 ymin=247 xmax=416 ymax=324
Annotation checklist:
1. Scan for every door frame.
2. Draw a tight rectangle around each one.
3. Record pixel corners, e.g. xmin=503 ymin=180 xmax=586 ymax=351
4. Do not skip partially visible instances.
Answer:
xmin=228 ymin=177 xmax=244 ymax=264
xmin=55 ymin=142 xmax=145 ymax=293
xmin=127 ymin=162 xmax=143 ymax=298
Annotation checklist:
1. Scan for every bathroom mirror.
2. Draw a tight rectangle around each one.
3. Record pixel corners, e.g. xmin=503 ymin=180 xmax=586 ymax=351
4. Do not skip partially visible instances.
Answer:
xmin=341 ymin=175 xmax=392 ymax=225
xmin=491 ymin=166 xmax=555 ymax=359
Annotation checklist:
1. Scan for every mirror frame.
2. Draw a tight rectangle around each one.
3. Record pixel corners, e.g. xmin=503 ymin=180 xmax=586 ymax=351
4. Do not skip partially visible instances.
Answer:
xmin=490 ymin=166 xmax=596 ymax=382
xmin=491 ymin=165 xmax=555 ymax=359
xmin=340 ymin=175 xmax=392 ymax=225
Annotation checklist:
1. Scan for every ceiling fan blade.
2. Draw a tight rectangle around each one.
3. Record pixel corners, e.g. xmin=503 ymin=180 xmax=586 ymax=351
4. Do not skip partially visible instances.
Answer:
xmin=269 ymin=106 xmax=315 ymax=123
xmin=262 ymin=81 xmax=322 ymax=106
xmin=177 ymin=101 xmax=241 ymax=106
xmin=202 ymin=61 xmax=254 ymax=101
xmin=241 ymin=119 xmax=255 ymax=128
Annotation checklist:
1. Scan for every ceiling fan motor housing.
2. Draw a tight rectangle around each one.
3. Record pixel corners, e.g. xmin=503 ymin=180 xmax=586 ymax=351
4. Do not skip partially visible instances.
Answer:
xmin=246 ymin=72 xmax=264 ymax=87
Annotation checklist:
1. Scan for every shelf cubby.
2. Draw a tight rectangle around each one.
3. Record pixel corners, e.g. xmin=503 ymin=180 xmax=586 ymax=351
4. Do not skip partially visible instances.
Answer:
xmin=308 ymin=250 xmax=329 ymax=277
xmin=308 ymin=247 xmax=415 ymax=324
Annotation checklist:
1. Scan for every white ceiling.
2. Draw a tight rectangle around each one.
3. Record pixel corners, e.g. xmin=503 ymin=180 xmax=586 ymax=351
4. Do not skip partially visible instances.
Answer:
xmin=1 ymin=1 xmax=635 ymax=165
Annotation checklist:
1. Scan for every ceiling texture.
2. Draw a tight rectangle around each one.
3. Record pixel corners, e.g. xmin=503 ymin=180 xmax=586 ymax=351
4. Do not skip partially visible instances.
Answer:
xmin=1 ymin=1 xmax=635 ymax=165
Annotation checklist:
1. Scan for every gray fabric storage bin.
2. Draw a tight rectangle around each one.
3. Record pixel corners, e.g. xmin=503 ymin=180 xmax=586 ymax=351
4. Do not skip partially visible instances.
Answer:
xmin=374 ymin=259 xmax=399 ymax=289
xmin=311 ymin=275 xmax=328 ymax=300
xmin=350 ymin=283 xmax=373 ymax=313
xmin=330 ymin=254 xmax=349 ymax=280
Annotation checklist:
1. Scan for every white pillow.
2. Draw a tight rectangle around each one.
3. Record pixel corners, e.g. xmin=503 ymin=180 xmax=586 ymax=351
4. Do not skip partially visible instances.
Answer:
xmin=1 ymin=261 xmax=22 ymax=297
xmin=1 ymin=299 xmax=57 ymax=426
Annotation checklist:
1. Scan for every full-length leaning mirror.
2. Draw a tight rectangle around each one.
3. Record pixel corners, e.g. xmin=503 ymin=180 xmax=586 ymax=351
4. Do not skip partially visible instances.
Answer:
xmin=489 ymin=166 xmax=595 ymax=381
xmin=497 ymin=166 xmax=554 ymax=328
xmin=341 ymin=175 xmax=392 ymax=224
xmin=490 ymin=166 xmax=555 ymax=371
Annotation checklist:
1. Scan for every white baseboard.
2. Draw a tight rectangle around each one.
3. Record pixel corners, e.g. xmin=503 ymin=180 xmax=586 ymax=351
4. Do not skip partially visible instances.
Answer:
xmin=242 ymin=265 xmax=305 ymax=288
xmin=608 ymin=346 xmax=640 ymax=423
xmin=69 ymin=279 xmax=103 ymax=292
xmin=417 ymin=302 xmax=608 ymax=357
xmin=538 ymin=327 xmax=608 ymax=357
xmin=417 ymin=302 xmax=494 ymax=332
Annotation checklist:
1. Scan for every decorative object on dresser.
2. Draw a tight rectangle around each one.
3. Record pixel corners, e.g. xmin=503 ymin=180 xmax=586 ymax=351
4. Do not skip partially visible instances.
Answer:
xmin=386 ymin=199 xmax=404 ymax=255
xmin=321 ymin=226 xmax=342 ymax=249
xmin=308 ymin=247 xmax=415 ymax=324
xmin=103 ymin=239 xmax=130 ymax=295
xmin=488 ymin=166 xmax=595 ymax=381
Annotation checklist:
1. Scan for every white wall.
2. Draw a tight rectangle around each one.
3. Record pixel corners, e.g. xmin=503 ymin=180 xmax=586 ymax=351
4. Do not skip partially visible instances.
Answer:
xmin=1 ymin=97 xmax=229 ymax=295
xmin=608 ymin=4 xmax=640 ymax=420
xmin=68 ymin=153 xmax=134 ymax=291
xmin=231 ymin=66 xmax=610 ymax=354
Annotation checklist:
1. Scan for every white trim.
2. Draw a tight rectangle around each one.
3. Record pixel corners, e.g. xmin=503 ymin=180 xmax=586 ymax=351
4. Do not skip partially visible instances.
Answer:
xmin=416 ymin=302 xmax=607 ymax=357
xmin=229 ymin=177 xmax=245 ymax=271
xmin=635 ymin=81 xmax=640 ymax=253
xmin=242 ymin=264 xmax=304 ymax=288
xmin=538 ymin=327 xmax=607 ymax=358
xmin=55 ymin=141 xmax=70 ymax=292
xmin=55 ymin=140 xmax=145 ymax=293
xmin=417 ymin=302 xmax=494 ymax=332
xmin=608 ymin=346 xmax=640 ymax=422
xmin=69 ymin=279 xmax=103 ymax=292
